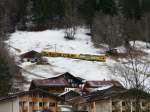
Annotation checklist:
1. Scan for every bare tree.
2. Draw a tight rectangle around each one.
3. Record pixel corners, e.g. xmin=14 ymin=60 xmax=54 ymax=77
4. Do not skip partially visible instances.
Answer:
xmin=111 ymin=49 xmax=150 ymax=112
xmin=122 ymin=19 xmax=144 ymax=49
xmin=0 ymin=4 xmax=12 ymax=40
xmin=64 ymin=17 xmax=77 ymax=40
xmin=93 ymin=12 xmax=124 ymax=49
xmin=92 ymin=0 xmax=148 ymax=51
xmin=63 ymin=0 xmax=78 ymax=40
xmin=0 ymin=2 xmax=27 ymax=94
xmin=17 ymin=0 xmax=36 ymax=31
xmin=142 ymin=13 xmax=150 ymax=49
xmin=0 ymin=42 xmax=27 ymax=95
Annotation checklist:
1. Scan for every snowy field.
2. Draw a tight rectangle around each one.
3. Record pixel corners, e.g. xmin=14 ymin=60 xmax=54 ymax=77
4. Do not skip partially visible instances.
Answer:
xmin=8 ymin=28 xmax=101 ymax=55
xmin=6 ymin=28 xmax=150 ymax=86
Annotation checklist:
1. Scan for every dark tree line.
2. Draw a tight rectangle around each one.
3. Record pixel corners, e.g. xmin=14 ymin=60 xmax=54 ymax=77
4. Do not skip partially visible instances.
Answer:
xmin=0 ymin=0 xmax=27 ymax=35
xmin=92 ymin=0 xmax=150 ymax=49
xmin=1 ymin=0 xmax=150 ymax=32
xmin=0 ymin=0 xmax=26 ymax=96
xmin=0 ymin=43 xmax=25 ymax=96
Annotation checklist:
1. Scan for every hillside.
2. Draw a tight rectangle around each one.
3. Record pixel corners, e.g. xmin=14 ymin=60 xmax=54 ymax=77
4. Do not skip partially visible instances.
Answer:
xmin=6 ymin=28 xmax=150 ymax=89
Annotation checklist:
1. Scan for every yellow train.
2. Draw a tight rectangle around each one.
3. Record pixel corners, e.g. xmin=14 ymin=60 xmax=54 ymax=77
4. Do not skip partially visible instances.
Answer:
xmin=41 ymin=51 xmax=106 ymax=62
xmin=79 ymin=54 xmax=106 ymax=62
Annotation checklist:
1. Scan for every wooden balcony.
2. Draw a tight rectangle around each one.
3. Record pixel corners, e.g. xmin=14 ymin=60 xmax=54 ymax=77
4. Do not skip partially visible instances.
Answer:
xmin=40 ymin=107 xmax=47 ymax=110
xmin=32 ymin=106 xmax=38 ymax=110
xmin=122 ymin=106 xmax=127 ymax=110
xmin=32 ymin=98 xmax=39 ymax=102
xmin=31 ymin=98 xmax=50 ymax=102
xmin=19 ymin=97 xmax=50 ymax=102
xmin=19 ymin=96 xmax=29 ymax=101
xmin=32 ymin=106 xmax=49 ymax=110
xmin=43 ymin=98 xmax=49 ymax=102
xmin=43 ymin=106 xmax=49 ymax=110
xmin=19 ymin=106 xmax=28 ymax=112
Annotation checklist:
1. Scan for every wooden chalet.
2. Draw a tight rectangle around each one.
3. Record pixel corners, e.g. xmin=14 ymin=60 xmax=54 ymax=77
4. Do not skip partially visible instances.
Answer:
xmin=30 ymin=72 xmax=84 ymax=94
xmin=20 ymin=50 xmax=39 ymax=62
xmin=0 ymin=88 xmax=62 ymax=112
xmin=83 ymin=80 xmax=123 ymax=93
xmin=74 ymin=86 xmax=150 ymax=112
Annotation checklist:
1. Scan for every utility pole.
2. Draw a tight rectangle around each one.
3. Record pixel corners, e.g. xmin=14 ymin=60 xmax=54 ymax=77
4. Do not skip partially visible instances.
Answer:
xmin=54 ymin=44 xmax=57 ymax=52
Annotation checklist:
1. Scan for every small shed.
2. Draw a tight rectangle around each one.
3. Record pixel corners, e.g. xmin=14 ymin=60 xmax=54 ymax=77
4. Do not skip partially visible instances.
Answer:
xmin=20 ymin=50 xmax=40 ymax=62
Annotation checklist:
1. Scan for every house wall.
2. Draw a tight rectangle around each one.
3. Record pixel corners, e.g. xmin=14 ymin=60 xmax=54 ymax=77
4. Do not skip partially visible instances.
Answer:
xmin=0 ymin=99 xmax=19 ymax=112
xmin=48 ymin=87 xmax=65 ymax=93
xmin=95 ymin=100 xmax=112 ymax=112
xmin=19 ymin=93 xmax=58 ymax=112
xmin=78 ymin=103 xmax=90 ymax=112
xmin=77 ymin=101 xmax=112 ymax=112
xmin=77 ymin=98 xmax=150 ymax=112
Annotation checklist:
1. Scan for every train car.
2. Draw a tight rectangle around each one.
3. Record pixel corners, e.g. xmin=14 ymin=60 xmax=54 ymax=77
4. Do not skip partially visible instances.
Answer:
xmin=41 ymin=51 xmax=106 ymax=62
xmin=79 ymin=54 xmax=106 ymax=62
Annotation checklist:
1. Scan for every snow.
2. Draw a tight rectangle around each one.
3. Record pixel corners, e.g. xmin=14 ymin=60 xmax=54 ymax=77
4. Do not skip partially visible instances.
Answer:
xmin=93 ymin=85 xmax=113 ymax=91
xmin=6 ymin=28 xmax=150 ymax=90
xmin=116 ymin=46 xmax=127 ymax=54
xmin=20 ymin=56 xmax=115 ymax=81
xmin=6 ymin=28 xmax=115 ymax=82
xmin=58 ymin=105 xmax=73 ymax=112
xmin=130 ymin=41 xmax=150 ymax=54
xmin=59 ymin=90 xmax=72 ymax=96
xmin=7 ymin=28 xmax=100 ymax=55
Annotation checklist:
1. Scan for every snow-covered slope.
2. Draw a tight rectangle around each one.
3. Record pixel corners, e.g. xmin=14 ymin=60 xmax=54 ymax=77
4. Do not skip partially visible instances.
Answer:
xmin=7 ymin=28 xmax=114 ymax=82
xmin=6 ymin=28 xmax=150 ymax=85
xmin=8 ymin=28 xmax=101 ymax=55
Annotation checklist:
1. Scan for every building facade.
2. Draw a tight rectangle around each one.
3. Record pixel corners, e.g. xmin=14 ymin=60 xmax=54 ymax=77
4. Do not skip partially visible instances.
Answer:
xmin=30 ymin=72 xmax=84 ymax=94
xmin=0 ymin=89 xmax=61 ymax=112
xmin=75 ymin=87 xmax=150 ymax=112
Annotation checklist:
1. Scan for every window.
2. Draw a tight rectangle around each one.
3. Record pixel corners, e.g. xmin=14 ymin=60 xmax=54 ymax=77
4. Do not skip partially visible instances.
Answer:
xmin=72 ymin=83 xmax=77 ymax=87
xmin=65 ymin=88 xmax=69 ymax=92
xmin=142 ymin=101 xmax=146 ymax=107
xmin=29 ymin=102 xmax=32 ymax=106
xmin=91 ymin=104 xmax=94 ymax=109
xmin=132 ymin=101 xmax=136 ymax=107
xmin=49 ymin=102 xmax=55 ymax=107
xmin=68 ymin=79 xmax=73 ymax=83
xmin=112 ymin=102 xmax=116 ymax=106
xmin=32 ymin=93 xmax=38 ymax=98
xmin=79 ymin=84 xmax=83 ymax=88
xmin=81 ymin=106 xmax=87 ymax=110
xmin=44 ymin=102 xmax=48 ymax=107
xmin=39 ymin=102 xmax=43 ymax=107
xmin=43 ymin=95 xmax=48 ymax=98
xmin=29 ymin=94 xmax=33 ymax=97
xmin=74 ymin=83 xmax=77 ymax=87
xmin=39 ymin=94 xmax=43 ymax=98
xmin=122 ymin=102 xmax=126 ymax=106
xmin=32 ymin=102 xmax=36 ymax=106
